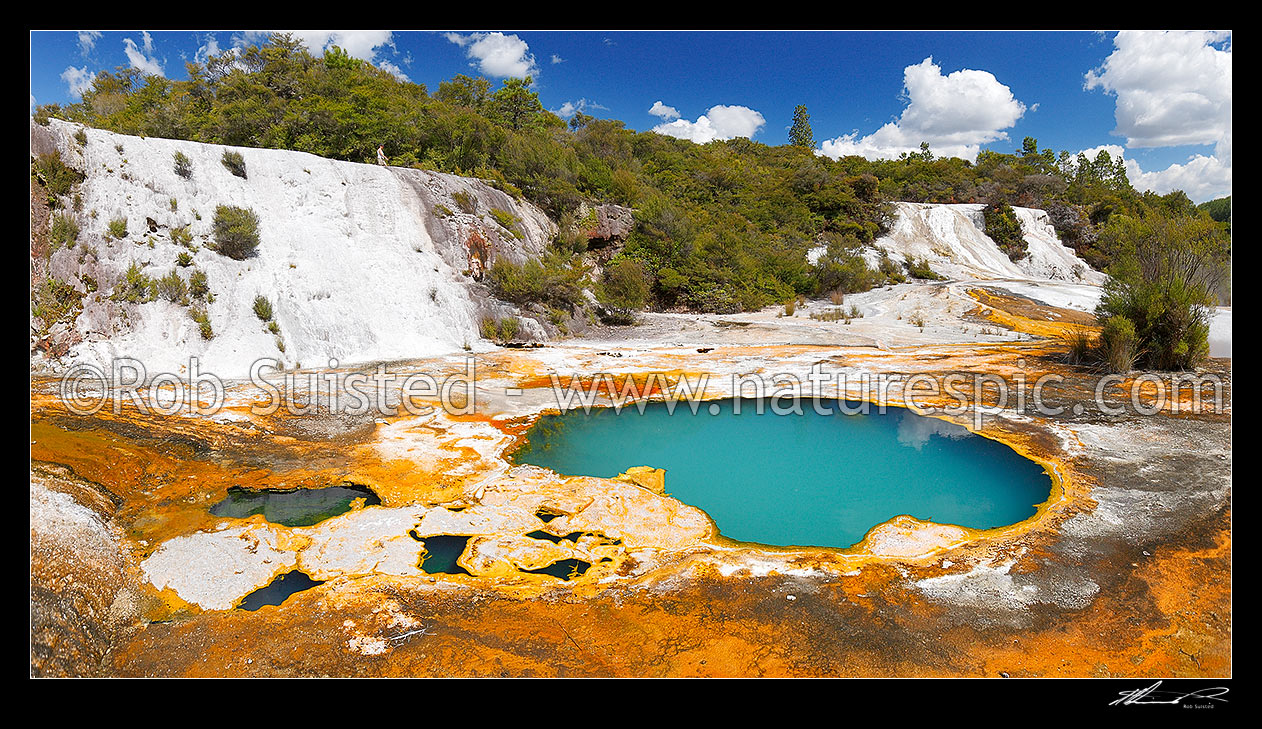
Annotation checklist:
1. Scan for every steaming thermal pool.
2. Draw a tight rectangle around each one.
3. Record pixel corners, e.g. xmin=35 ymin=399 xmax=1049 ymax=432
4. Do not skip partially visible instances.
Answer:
xmin=513 ymin=399 xmax=1052 ymax=549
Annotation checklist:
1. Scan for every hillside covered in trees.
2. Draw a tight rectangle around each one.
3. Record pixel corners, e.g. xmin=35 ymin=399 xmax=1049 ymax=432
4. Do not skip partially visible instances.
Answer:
xmin=34 ymin=33 xmax=1230 ymax=316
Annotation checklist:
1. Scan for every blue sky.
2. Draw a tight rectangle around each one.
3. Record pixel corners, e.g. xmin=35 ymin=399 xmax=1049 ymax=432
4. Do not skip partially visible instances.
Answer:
xmin=29 ymin=30 xmax=1232 ymax=201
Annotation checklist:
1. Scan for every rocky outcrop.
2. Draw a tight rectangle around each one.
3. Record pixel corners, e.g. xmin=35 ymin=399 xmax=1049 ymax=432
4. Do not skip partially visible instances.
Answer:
xmin=577 ymin=202 xmax=634 ymax=261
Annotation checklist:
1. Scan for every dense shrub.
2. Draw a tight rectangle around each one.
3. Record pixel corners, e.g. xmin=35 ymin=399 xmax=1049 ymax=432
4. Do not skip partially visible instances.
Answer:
xmin=480 ymin=315 xmax=520 ymax=344
xmin=982 ymin=202 xmax=1027 ymax=261
xmin=212 ymin=205 xmax=261 ymax=259
xmin=221 ymin=149 xmax=247 ymax=178
xmin=812 ymin=234 xmax=878 ymax=296
xmin=904 ymin=255 xmax=944 ymax=280
xmin=33 ymin=276 xmax=82 ymax=325
xmin=32 ymin=151 xmax=85 ymax=199
xmin=189 ymin=269 xmax=210 ymax=299
xmin=598 ymin=258 xmax=651 ymax=310
xmin=1098 ymin=315 xmax=1139 ymax=373
xmin=1095 ymin=212 xmax=1228 ymax=371
xmin=488 ymin=251 xmax=586 ymax=311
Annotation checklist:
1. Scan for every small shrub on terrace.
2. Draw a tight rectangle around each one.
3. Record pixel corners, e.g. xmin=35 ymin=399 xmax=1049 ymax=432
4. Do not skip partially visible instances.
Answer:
xmin=189 ymin=270 xmax=209 ymax=299
xmin=905 ymin=255 xmax=944 ymax=280
xmin=114 ymin=262 xmax=157 ymax=303
xmin=158 ymin=270 xmax=188 ymax=303
xmin=173 ymin=151 xmax=193 ymax=179
xmin=33 ymin=151 xmax=85 ymax=198
xmin=107 ymin=216 xmax=128 ymax=240
xmin=212 ymin=205 xmax=261 ymax=260
xmin=189 ymin=306 xmax=214 ymax=339
xmin=488 ymin=208 xmax=523 ymax=239
xmin=50 ymin=214 xmax=79 ymax=250
xmin=171 ymin=225 xmax=193 ymax=248
xmin=480 ymin=316 xmax=499 ymax=341
xmin=498 ymin=316 xmax=520 ymax=342
xmin=1064 ymin=326 xmax=1095 ymax=366
xmin=452 ymin=190 xmax=477 ymax=214
xmin=33 ymin=276 xmax=83 ymax=325
xmin=253 ymin=295 xmax=274 ymax=321
xmin=221 ymin=149 xmax=248 ymax=179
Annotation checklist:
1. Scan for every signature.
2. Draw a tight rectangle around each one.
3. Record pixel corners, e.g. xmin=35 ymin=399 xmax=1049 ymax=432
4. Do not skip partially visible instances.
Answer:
xmin=1111 ymin=681 xmax=1229 ymax=706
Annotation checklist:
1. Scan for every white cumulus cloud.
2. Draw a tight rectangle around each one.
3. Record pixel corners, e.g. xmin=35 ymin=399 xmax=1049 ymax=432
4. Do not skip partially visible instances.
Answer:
xmin=1127 ymin=155 xmax=1231 ymax=203
xmin=288 ymin=30 xmax=394 ymax=62
xmin=61 ymin=65 xmax=96 ymax=99
xmin=652 ymin=104 xmax=766 ymax=144
xmin=1086 ymin=30 xmax=1231 ymax=153
xmin=819 ymin=57 xmax=1026 ymax=162
xmin=554 ymin=98 xmax=607 ymax=119
xmin=193 ymin=33 xmax=222 ymax=65
xmin=648 ymin=101 xmax=679 ymax=121
xmin=1083 ymin=30 xmax=1231 ymax=203
xmin=378 ymin=60 xmax=410 ymax=82
xmin=446 ymin=32 xmax=538 ymax=78
xmin=123 ymin=31 xmax=164 ymax=76
xmin=243 ymin=31 xmax=405 ymax=79
xmin=77 ymin=31 xmax=102 ymax=57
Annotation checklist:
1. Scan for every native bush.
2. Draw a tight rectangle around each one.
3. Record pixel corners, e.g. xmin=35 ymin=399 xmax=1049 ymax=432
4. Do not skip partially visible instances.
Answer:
xmin=221 ymin=149 xmax=247 ymax=178
xmin=212 ymin=205 xmax=261 ymax=260
xmin=1095 ymin=212 xmax=1227 ymax=370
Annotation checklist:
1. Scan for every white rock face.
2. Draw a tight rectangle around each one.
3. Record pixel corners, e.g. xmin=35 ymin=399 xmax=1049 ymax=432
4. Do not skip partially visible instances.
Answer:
xmin=140 ymin=522 xmax=298 ymax=611
xmin=869 ymin=202 xmax=1104 ymax=284
xmin=32 ymin=119 xmax=556 ymax=377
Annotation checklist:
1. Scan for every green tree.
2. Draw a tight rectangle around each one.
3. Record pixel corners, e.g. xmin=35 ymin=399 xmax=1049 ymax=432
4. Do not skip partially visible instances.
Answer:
xmin=491 ymin=76 xmax=543 ymax=131
xmin=436 ymin=74 xmax=492 ymax=112
xmin=789 ymin=105 xmax=814 ymax=149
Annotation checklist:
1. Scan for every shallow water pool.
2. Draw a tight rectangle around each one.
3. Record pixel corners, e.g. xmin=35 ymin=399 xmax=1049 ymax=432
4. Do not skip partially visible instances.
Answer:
xmin=513 ymin=398 xmax=1051 ymax=549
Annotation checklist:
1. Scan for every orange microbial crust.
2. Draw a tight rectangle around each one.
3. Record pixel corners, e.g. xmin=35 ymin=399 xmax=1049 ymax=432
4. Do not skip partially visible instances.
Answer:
xmin=30 ymin=334 xmax=1231 ymax=677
